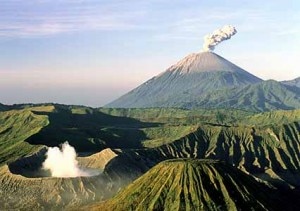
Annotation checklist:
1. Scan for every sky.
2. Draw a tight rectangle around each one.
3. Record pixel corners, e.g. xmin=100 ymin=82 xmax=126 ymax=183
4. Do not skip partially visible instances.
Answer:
xmin=0 ymin=0 xmax=299 ymax=107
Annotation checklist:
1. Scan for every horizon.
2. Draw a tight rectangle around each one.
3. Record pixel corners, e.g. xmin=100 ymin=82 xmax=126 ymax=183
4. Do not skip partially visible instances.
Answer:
xmin=1 ymin=1 xmax=299 ymax=107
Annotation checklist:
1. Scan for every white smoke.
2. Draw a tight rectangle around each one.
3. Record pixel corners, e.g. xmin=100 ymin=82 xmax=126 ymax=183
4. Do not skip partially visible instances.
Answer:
xmin=202 ymin=25 xmax=237 ymax=52
xmin=42 ymin=142 xmax=97 ymax=178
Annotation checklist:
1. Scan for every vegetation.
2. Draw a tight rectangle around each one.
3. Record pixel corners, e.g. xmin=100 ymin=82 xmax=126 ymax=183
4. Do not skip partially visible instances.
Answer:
xmin=0 ymin=106 xmax=50 ymax=165
xmin=0 ymin=104 xmax=300 ymax=209
xmin=88 ymin=159 xmax=295 ymax=211
xmin=189 ymin=80 xmax=300 ymax=112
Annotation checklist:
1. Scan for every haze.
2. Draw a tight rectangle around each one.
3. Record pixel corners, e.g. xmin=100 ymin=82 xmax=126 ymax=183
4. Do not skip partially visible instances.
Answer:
xmin=0 ymin=0 xmax=299 ymax=107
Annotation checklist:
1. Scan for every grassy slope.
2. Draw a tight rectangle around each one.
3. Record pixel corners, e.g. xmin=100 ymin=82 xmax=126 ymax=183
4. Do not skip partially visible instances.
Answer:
xmin=0 ymin=105 xmax=253 ymax=165
xmin=0 ymin=104 xmax=300 ymax=209
xmin=0 ymin=106 xmax=51 ymax=165
xmin=98 ymin=109 xmax=300 ymax=188
xmin=99 ymin=107 xmax=253 ymax=124
xmin=25 ymin=105 xmax=162 ymax=151
xmin=239 ymin=109 xmax=300 ymax=126
xmin=0 ymin=105 xmax=299 ymax=166
xmin=89 ymin=159 xmax=291 ymax=211
xmin=103 ymin=123 xmax=300 ymax=188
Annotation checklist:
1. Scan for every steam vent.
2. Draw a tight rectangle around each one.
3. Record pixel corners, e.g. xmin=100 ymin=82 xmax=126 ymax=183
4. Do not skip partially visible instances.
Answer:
xmin=1 ymin=147 xmax=119 ymax=209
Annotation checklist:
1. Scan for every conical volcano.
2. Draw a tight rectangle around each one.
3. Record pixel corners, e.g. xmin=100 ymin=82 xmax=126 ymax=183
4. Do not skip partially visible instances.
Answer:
xmin=88 ymin=159 xmax=289 ymax=211
xmin=106 ymin=52 xmax=262 ymax=108
xmin=167 ymin=52 xmax=255 ymax=75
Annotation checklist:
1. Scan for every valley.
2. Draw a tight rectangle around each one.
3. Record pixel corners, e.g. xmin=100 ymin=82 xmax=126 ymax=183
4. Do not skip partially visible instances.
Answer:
xmin=0 ymin=104 xmax=300 ymax=209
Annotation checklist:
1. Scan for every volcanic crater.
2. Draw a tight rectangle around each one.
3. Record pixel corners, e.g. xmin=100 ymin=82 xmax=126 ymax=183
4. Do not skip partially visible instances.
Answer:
xmin=0 ymin=148 xmax=119 ymax=209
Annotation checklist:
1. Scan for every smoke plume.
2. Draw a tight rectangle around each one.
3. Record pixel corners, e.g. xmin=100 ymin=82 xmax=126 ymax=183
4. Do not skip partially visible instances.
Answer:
xmin=42 ymin=142 xmax=96 ymax=177
xmin=202 ymin=25 xmax=237 ymax=52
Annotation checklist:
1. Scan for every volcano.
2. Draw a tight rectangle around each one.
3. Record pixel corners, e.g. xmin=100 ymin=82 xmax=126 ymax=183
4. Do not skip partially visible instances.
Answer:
xmin=106 ymin=52 xmax=300 ymax=111
xmin=106 ymin=52 xmax=262 ymax=108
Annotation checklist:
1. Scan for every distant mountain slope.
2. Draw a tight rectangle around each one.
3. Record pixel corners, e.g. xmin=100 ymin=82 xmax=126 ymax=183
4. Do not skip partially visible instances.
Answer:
xmin=190 ymin=80 xmax=300 ymax=111
xmin=89 ymin=159 xmax=289 ymax=211
xmin=106 ymin=52 xmax=262 ymax=108
xmin=106 ymin=52 xmax=300 ymax=111
xmin=282 ymin=77 xmax=300 ymax=88
xmin=0 ymin=103 xmax=9 ymax=111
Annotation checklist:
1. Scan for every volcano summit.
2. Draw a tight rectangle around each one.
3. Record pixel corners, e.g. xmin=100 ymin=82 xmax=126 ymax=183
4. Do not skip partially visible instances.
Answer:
xmin=106 ymin=51 xmax=300 ymax=111
xmin=106 ymin=52 xmax=262 ymax=109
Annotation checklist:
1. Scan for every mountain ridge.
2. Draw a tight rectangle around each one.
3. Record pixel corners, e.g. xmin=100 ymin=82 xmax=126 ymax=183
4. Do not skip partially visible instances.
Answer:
xmin=282 ymin=77 xmax=300 ymax=88
xmin=106 ymin=52 xmax=263 ymax=109
xmin=1 ymin=104 xmax=300 ymax=209
xmin=187 ymin=79 xmax=300 ymax=111
xmin=106 ymin=52 xmax=300 ymax=111
xmin=87 ymin=159 xmax=292 ymax=211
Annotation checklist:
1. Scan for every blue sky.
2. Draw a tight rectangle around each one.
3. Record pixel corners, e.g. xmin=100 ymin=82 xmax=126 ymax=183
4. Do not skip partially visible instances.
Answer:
xmin=0 ymin=0 xmax=299 ymax=106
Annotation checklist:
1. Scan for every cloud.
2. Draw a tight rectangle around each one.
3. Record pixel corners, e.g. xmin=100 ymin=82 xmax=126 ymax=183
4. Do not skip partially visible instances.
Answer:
xmin=0 ymin=1 xmax=143 ymax=37
xmin=152 ymin=8 xmax=300 ymax=42
xmin=1 ymin=1 xmax=299 ymax=39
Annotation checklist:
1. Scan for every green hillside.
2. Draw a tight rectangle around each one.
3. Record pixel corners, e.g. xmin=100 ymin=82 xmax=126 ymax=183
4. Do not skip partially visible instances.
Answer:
xmin=0 ymin=106 xmax=50 ymax=165
xmin=89 ymin=159 xmax=293 ymax=211
xmin=1 ymin=104 xmax=300 ymax=209
xmin=99 ymin=107 xmax=253 ymax=124
xmin=0 ymin=105 xmax=255 ymax=166
xmin=190 ymin=80 xmax=300 ymax=112
xmin=239 ymin=109 xmax=300 ymax=126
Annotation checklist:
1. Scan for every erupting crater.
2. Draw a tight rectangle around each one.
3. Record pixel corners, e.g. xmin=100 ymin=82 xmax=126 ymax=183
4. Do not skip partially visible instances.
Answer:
xmin=8 ymin=143 xmax=102 ymax=178
xmin=1 ymin=147 xmax=119 ymax=209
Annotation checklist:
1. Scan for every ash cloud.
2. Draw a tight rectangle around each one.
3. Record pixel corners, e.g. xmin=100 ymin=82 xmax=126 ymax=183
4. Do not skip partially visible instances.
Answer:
xmin=203 ymin=25 xmax=237 ymax=52
xmin=42 ymin=142 xmax=98 ymax=178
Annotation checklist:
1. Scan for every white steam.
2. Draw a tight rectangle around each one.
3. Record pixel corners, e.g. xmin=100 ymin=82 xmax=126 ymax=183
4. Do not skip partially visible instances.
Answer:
xmin=42 ymin=142 xmax=97 ymax=178
xmin=203 ymin=25 xmax=237 ymax=52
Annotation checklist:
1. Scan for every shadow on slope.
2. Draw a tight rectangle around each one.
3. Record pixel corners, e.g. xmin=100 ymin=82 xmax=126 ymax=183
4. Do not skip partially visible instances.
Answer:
xmin=101 ymin=121 xmax=300 ymax=189
xmin=8 ymin=148 xmax=50 ymax=178
xmin=88 ymin=159 xmax=298 ymax=211
xmin=26 ymin=106 xmax=161 ymax=152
